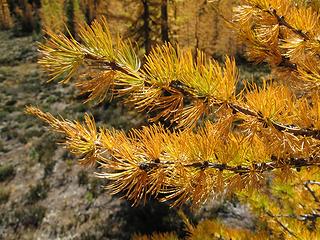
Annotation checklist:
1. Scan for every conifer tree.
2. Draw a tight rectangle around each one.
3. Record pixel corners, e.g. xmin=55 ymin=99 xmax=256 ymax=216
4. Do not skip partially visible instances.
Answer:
xmin=13 ymin=0 xmax=38 ymax=33
xmin=26 ymin=0 xmax=320 ymax=238
xmin=79 ymin=0 xmax=101 ymax=23
xmin=169 ymin=0 xmax=238 ymax=57
xmin=40 ymin=0 xmax=65 ymax=32
xmin=161 ymin=0 xmax=170 ymax=43
xmin=41 ymin=0 xmax=85 ymax=36
xmin=126 ymin=0 xmax=171 ymax=54
xmin=66 ymin=0 xmax=86 ymax=37
xmin=0 ymin=0 xmax=13 ymax=29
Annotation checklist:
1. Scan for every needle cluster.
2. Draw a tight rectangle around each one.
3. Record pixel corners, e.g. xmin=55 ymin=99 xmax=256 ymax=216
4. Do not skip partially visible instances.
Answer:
xmin=26 ymin=1 xmax=320 ymax=238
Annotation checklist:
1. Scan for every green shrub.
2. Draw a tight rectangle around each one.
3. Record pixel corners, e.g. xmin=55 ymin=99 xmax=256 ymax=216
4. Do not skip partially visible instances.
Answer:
xmin=26 ymin=182 xmax=49 ymax=204
xmin=0 ymin=164 xmax=15 ymax=182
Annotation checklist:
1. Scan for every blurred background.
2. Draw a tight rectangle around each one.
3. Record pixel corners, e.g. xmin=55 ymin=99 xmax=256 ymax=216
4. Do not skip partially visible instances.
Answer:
xmin=0 ymin=0 xmax=269 ymax=239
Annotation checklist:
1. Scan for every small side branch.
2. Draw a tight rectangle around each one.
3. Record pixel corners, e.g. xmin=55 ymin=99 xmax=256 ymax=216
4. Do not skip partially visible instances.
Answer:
xmin=269 ymin=8 xmax=310 ymax=41
xmin=273 ymin=213 xmax=320 ymax=223
xmin=266 ymin=211 xmax=298 ymax=238
xmin=298 ymin=213 xmax=320 ymax=221
xmin=229 ymin=103 xmax=320 ymax=140
xmin=304 ymin=180 xmax=319 ymax=202
xmin=136 ymin=156 xmax=319 ymax=174
xmin=84 ymin=53 xmax=139 ymax=79
xmin=271 ymin=121 xmax=320 ymax=140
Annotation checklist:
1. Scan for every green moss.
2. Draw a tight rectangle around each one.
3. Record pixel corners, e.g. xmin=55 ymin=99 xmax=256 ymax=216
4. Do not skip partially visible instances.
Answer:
xmin=0 ymin=164 xmax=15 ymax=182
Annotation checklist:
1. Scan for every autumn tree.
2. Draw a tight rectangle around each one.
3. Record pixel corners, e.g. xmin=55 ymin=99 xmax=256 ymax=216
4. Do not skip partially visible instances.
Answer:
xmin=0 ymin=0 xmax=13 ymax=29
xmin=1 ymin=0 xmax=38 ymax=33
xmin=65 ymin=0 xmax=86 ymax=37
xmin=41 ymin=0 xmax=86 ymax=35
xmin=169 ymin=0 xmax=238 ymax=58
xmin=27 ymin=0 xmax=320 ymax=239
xmin=40 ymin=0 xmax=65 ymax=32
xmin=125 ymin=0 xmax=170 ymax=55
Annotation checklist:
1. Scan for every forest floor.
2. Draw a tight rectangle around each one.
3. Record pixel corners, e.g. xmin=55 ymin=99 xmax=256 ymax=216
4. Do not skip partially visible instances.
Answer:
xmin=0 ymin=30 xmax=265 ymax=240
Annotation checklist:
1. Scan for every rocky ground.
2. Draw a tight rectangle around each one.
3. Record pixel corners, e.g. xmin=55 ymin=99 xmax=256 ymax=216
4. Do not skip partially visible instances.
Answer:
xmin=0 ymin=30 xmax=176 ymax=240
xmin=0 ymin=30 xmax=260 ymax=240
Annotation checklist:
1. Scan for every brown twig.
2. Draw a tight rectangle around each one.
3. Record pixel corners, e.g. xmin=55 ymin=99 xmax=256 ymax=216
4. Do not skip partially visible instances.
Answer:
xmin=84 ymin=53 xmax=139 ymax=79
xmin=85 ymin=47 xmax=320 ymax=140
xmin=306 ymin=180 xmax=320 ymax=186
xmin=269 ymin=8 xmax=310 ymax=41
xmin=271 ymin=121 xmax=320 ymax=140
xmin=273 ymin=213 xmax=320 ymax=222
xmin=304 ymin=180 xmax=319 ymax=202
xmin=266 ymin=211 xmax=299 ymax=238
xmin=134 ymin=156 xmax=320 ymax=174
xmin=229 ymin=103 xmax=320 ymax=140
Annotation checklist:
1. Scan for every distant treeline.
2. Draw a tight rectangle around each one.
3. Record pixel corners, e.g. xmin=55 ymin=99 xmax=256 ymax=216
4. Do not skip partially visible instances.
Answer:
xmin=1 ymin=0 xmax=240 ymax=57
xmin=1 ymin=0 xmax=319 ymax=57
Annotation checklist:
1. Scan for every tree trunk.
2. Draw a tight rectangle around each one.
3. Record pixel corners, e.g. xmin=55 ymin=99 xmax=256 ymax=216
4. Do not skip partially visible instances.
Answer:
xmin=0 ymin=0 xmax=13 ymax=29
xmin=142 ymin=0 xmax=151 ymax=54
xmin=161 ymin=0 xmax=169 ymax=43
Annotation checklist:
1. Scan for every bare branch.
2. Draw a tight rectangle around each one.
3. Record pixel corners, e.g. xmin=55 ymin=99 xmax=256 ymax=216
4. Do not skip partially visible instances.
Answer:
xmin=304 ymin=180 xmax=319 ymax=202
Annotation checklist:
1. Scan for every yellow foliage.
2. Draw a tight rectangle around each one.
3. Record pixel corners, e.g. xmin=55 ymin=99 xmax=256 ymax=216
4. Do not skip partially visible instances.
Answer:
xmin=233 ymin=0 xmax=320 ymax=90
xmin=188 ymin=219 xmax=269 ymax=240
xmin=38 ymin=17 xmax=240 ymax=128
xmin=25 ymin=106 xmax=98 ymax=166
xmin=0 ymin=0 xmax=13 ymax=29
xmin=26 ymin=2 xmax=320 ymax=239
xmin=40 ymin=0 xmax=65 ymax=33
xmin=132 ymin=232 xmax=178 ymax=240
